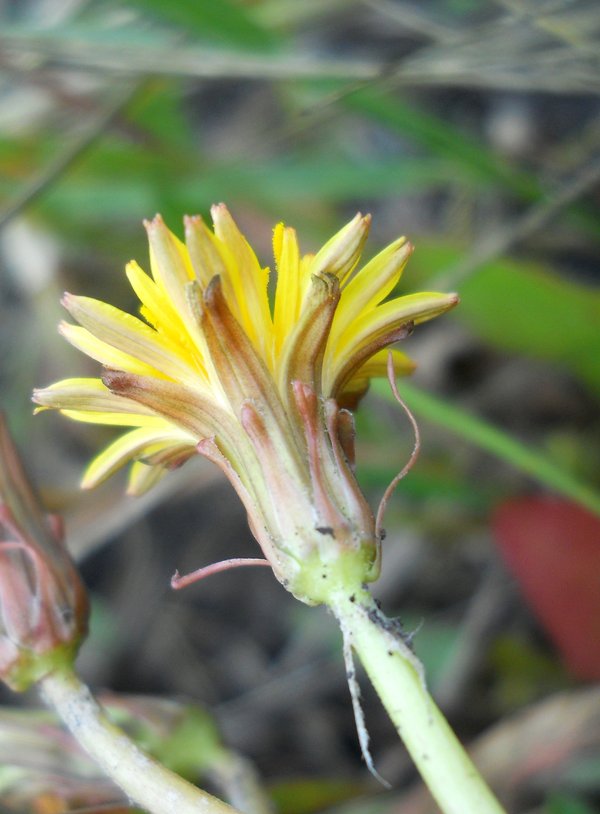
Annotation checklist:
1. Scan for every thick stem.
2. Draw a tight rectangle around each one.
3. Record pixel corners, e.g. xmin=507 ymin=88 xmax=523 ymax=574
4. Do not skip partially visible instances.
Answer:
xmin=40 ymin=668 xmax=240 ymax=814
xmin=329 ymin=589 xmax=506 ymax=814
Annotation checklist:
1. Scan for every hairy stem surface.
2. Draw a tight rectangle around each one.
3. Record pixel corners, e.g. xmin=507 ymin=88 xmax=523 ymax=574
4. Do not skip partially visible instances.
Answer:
xmin=329 ymin=589 xmax=506 ymax=814
xmin=40 ymin=668 xmax=240 ymax=814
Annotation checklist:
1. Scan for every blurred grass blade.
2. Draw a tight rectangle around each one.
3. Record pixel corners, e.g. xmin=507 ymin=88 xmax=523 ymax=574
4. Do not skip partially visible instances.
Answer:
xmin=343 ymin=87 xmax=539 ymax=198
xmin=372 ymin=379 xmax=600 ymax=517
xmin=126 ymin=0 xmax=277 ymax=50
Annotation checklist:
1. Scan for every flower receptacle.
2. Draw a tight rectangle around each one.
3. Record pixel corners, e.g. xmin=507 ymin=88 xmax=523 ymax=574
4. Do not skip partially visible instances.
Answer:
xmin=286 ymin=535 xmax=378 ymax=606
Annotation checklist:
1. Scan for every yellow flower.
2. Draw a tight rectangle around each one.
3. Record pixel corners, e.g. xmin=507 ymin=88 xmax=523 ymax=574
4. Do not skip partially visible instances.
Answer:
xmin=34 ymin=206 xmax=457 ymax=603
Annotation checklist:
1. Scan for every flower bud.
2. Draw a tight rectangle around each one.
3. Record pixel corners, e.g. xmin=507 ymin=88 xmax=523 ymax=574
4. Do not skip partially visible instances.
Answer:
xmin=0 ymin=416 xmax=88 ymax=691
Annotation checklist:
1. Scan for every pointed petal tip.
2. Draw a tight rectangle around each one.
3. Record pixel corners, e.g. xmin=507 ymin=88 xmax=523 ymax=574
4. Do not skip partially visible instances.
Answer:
xmin=60 ymin=291 xmax=74 ymax=309
xmin=31 ymin=389 xmax=48 ymax=410
xmin=183 ymin=213 xmax=204 ymax=229
xmin=125 ymin=476 xmax=149 ymax=497
xmin=391 ymin=238 xmax=413 ymax=262
xmin=210 ymin=203 xmax=230 ymax=223
xmin=143 ymin=213 xmax=166 ymax=233
xmin=349 ymin=212 xmax=371 ymax=232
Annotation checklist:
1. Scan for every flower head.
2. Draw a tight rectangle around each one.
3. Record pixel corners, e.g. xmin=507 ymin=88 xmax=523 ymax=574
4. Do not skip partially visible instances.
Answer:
xmin=34 ymin=207 xmax=457 ymax=603
xmin=0 ymin=416 xmax=88 ymax=690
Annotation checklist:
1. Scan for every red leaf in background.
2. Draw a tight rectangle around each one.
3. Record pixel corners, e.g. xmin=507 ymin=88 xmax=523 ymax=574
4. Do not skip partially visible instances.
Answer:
xmin=493 ymin=497 xmax=600 ymax=680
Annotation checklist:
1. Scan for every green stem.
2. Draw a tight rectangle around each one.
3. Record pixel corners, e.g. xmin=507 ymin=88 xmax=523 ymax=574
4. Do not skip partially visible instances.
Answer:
xmin=328 ymin=589 xmax=506 ymax=814
xmin=40 ymin=667 xmax=240 ymax=814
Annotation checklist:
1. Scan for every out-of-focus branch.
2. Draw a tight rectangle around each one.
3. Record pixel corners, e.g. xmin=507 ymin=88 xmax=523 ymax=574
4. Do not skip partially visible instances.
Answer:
xmin=434 ymin=564 xmax=515 ymax=715
xmin=0 ymin=25 xmax=598 ymax=94
xmin=431 ymin=151 xmax=600 ymax=290
xmin=0 ymin=37 xmax=381 ymax=82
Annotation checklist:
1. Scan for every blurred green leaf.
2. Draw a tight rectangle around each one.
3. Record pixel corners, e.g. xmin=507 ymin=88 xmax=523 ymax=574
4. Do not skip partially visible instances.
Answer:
xmin=165 ymin=155 xmax=458 ymax=213
xmin=400 ymin=613 xmax=460 ymax=686
xmin=491 ymin=635 xmax=568 ymax=710
xmin=355 ymin=406 xmax=494 ymax=509
xmin=128 ymin=83 xmax=194 ymax=148
xmin=545 ymin=792 xmax=597 ymax=814
xmin=156 ymin=706 xmax=223 ymax=777
xmin=269 ymin=778 xmax=365 ymax=814
xmin=125 ymin=0 xmax=277 ymax=50
xmin=0 ymin=141 xmax=464 ymax=226
xmin=107 ymin=699 xmax=223 ymax=779
xmin=358 ymin=459 xmax=494 ymax=510
xmin=409 ymin=242 xmax=600 ymax=394
xmin=372 ymin=379 xmax=600 ymax=517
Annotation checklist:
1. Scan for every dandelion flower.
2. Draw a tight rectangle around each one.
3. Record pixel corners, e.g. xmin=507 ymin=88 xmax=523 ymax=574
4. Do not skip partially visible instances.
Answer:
xmin=34 ymin=206 xmax=457 ymax=603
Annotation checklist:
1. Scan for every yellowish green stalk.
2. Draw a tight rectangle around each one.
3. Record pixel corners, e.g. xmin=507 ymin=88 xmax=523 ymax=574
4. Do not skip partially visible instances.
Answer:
xmin=40 ymin=668 xmax=240 ymax=814
xmin=328 ymin=588 xmax=507 ymax=814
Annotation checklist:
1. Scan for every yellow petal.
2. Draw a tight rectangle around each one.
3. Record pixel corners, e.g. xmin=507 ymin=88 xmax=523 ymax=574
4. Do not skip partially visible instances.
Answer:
xmin=184 ymin=214 xmax=227 ymax=289
xmin=145 ymin=215 xmax=209 ymax=349
xmin=145 ymin=214 xmax=195 ymax=294
xmin=332 ymin=348 xmax=416 ymax=410
xmin=126 ymin=261 xmax=188 ymax=342
xmin=127 ymin=461 xmax=167 ymax=496
xmin=33 ymin=377 xmax=156 ymax=419
xmin=334 ymin=291 xmax=459 ymax=366
xmin=210 ymin=204 xmax=272 ymax=359
xmin=81 ymin=426 xmax=195 ymax=489
xmin=62 ymin=294 xmax=201 ymax=386
xmin=332 ymin=238 xmax=412 ymax=340
xmin=348 ymin=348 xmax=415 ymax=380
xmin=61 ymin=410 xmax=168 ymax=427
xmin=59 ymin=322 xmax=166 ymax=379
xmin=335 ymin=348 xmax=415 ymax=408
xmin=324 ymin=292 xmax=458 ymax=396
xmin=310 ymin=213 xmax=371 ymax=284
xmin=273 ymin=224 xmax=302 ymax=357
